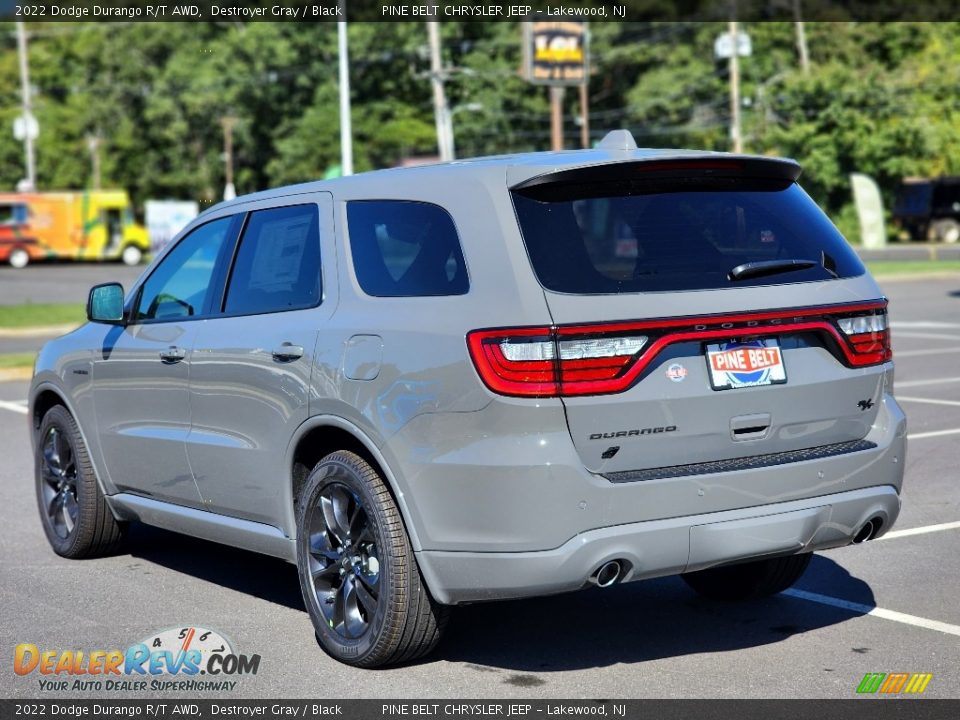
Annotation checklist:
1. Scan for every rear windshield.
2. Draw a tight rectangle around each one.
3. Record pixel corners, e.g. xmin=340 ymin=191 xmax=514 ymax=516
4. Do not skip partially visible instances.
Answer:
xmin=512 ymin=178 xmax=864 ymax=293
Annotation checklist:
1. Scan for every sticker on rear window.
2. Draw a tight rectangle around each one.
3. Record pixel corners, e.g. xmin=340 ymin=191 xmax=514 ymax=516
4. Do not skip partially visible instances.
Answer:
xmin=706 ymin=339 xmax=787 ymax=391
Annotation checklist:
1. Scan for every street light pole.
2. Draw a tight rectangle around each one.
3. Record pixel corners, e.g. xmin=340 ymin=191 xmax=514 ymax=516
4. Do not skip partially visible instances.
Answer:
xmin=16 ymin=21 xmax=37 ymax=192
xmin=220 ymin=116 xmax=237 ymax=201
xmin=728 ymin=21 xmax=743 ymax=154
xmin=338 ymin=3 xmax=354 ymax=176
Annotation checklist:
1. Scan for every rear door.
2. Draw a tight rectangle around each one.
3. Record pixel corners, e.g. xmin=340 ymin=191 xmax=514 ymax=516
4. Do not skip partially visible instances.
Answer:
xmin=186 ymin=197 xmax=335 ymax=526
xmin=509 ymin=161 xmax=890 ymax=476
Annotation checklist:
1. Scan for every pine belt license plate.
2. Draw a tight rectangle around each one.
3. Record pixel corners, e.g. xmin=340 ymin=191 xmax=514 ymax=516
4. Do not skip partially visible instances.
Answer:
xmin=705 ymin=338 xmax=787 ymax=391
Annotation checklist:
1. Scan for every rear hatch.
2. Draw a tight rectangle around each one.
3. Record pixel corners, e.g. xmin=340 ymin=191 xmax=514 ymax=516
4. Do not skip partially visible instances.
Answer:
xmin=470 ymin=158 xmax=892 ymax=477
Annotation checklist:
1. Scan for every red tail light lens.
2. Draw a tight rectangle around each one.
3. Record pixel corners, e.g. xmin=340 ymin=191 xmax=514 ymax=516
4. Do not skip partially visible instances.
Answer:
xmin=467 ymin=301 xmax=892 ymax=398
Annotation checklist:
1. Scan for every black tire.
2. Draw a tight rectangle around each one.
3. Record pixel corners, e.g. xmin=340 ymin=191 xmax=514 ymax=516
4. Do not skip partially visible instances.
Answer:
xmin=35 ymin=405 xmax=126 ymax=558
xmin=681 ymin=553 xmax=812 ymax=601
xmin=296 ymin=451 xmax=449 ymax=668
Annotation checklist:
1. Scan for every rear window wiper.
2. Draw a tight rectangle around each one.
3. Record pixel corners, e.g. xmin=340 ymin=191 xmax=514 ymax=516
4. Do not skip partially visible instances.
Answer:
xmin=728 ymin=259 xmax=817 ymax=281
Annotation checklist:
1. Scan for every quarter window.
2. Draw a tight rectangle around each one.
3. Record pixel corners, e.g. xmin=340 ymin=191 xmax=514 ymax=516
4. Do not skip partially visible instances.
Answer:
xmin=135 ymin=217 xmax=231 ymax=321
xmin=223 ymin=205 xmax=321 ymax=316
xmin=347 ymin=200 xmax=468 ymax=297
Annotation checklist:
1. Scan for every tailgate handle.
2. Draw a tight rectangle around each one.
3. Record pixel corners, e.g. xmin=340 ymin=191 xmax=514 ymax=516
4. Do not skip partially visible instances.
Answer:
xmin=730 ymin=413 xmax=771 ymax=441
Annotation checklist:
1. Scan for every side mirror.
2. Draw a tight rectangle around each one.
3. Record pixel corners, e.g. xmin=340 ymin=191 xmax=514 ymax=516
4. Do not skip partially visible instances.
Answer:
xmin=87 ymin=283 xmax=126 ymax=324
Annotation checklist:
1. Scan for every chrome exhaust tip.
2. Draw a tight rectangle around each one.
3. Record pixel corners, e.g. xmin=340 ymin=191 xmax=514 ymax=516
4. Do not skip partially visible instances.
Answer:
xmin=591 ymin=560 xmax=622 ymax=588
xmin=852 ymin=519 xmax=877 ymax=544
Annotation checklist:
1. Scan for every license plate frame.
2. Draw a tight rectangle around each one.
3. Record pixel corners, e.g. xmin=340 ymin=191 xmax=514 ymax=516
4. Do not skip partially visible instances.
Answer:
xmin=705 ymin=338 xmax=788 ymax=391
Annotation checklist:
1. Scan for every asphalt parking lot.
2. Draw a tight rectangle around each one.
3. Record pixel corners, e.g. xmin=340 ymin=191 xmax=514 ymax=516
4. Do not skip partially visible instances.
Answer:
xmin=1 ymin=274 xmax=958 ymax=700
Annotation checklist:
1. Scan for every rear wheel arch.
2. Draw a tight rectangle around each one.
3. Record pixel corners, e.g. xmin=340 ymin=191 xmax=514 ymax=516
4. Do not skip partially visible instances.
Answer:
xmin=286 ymin=417 xmax=424 ymax=553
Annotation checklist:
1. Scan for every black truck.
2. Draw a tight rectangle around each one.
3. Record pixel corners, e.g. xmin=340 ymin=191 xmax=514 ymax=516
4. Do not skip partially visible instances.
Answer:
xmin=892 ymin=177 xmax=960 ymax=243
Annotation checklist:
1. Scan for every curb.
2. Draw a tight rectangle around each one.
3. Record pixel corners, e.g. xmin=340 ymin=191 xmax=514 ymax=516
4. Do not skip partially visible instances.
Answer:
xmin=0 ymin=323 xmax=78 ymax=339
xmin=0 ymin=367 xmax=33 ymax=382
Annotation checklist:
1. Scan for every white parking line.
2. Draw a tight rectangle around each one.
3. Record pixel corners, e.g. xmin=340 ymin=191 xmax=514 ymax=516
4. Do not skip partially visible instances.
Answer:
xmin=879 ymin=520 xmax=960 ymax=541
xmin=783 ymin=589 xmax=960 ymax=637
xmin=907 ymin=427 xmax=960 ymax=440
xmin=894 ymin=331 xmax=960 ymax=341
xmin=897 ymin=376 xmax=960 ymax=388
xmin=897 ymin=396 xmax=960 ymax=408
xmin=892 ymin=321 xmax=960 ymax=329
xmin=0 ymin=400 xmax=28 ymax=415
xmin=896 ymin=346 xmax=960 ymax=358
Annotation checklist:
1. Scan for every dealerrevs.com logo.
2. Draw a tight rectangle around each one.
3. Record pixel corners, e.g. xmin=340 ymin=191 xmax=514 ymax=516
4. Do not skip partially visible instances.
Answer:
xmin=14 ymin=626 xmax=261 ymax=693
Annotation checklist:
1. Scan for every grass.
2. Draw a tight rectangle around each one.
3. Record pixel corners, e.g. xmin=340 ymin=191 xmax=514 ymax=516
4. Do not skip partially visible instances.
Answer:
xmin=0 ymin=303 xmax=85 ymax=329
xmin=866 ymin=260 xmax=960 ymax=276
xmin=0 ymin=352 xmax=36 ymax=370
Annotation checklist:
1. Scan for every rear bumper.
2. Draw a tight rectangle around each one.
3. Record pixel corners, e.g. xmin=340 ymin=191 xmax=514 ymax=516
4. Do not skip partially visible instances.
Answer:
xmin=417 ymin=485 xmax=900 ymax=604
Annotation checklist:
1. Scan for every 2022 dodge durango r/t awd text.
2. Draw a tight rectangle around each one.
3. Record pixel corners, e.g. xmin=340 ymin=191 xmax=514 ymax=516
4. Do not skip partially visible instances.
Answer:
xmin=29 ymin=130 xmax=906 ymax=667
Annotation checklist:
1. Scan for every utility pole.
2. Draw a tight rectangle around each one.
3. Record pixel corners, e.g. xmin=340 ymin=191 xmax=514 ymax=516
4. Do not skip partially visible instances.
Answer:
xmin=794 ymin=0 xmax=810 ymax=74
xmin=427 ymin=22 xmax=454 ymax=161
xmin=86 ymin=134 xmax=101 ymax=190
xmin=337 ymin=1 xmax=354 ymax=176
xmin=550 ymin=86 xmax=565 ymax=152
xmin=728 ymin=20 xmax=743 ymax=153
xmin=220 ymin=116 xmax=237 ymax=201
xmin=16 ymin=22 xmax=37 ymax=192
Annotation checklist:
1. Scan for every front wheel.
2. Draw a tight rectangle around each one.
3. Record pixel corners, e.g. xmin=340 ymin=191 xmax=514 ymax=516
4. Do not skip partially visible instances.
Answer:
xmin=296 ymin=451 xmax=448 ymax=667
xmin=35 ymin=405 xmax=126 ymax=557
xmin=681 ymin=553 xmax=812 ymax=601
xmin=8 ymin=247 xmax=30 ymax=269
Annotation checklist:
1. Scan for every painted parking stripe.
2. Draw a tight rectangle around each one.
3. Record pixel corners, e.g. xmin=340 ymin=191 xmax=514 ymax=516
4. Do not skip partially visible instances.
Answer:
xmin=894 ymin=331 xmax=960 ymax=341
xmin=879 ymin=520 xmax=960 ymax=541
xmin=907 ymin=427 xmax=960 ymax=440
xmin=892 ymin=321 xmax=960 ymax=329
xmin=0 ymin=400 xmax=28 ymax=415
xmin=783 ymin=589 xmax=960 ymax=637
xmin=896 ymin=346 xmax=960 ymax=358
xmin=897 ymin=376 xmax=960 ymax=388
xmin=897 ymin=396 xmax=960 ymax=408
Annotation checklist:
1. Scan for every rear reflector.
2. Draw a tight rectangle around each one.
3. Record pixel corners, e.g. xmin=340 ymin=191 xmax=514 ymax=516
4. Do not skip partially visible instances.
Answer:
xmin=467 ymin=301 xmax=892 ymax=398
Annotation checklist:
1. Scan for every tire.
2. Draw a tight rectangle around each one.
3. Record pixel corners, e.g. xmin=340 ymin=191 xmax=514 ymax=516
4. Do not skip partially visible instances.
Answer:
xmin=932 ymin=219 xmax=960 ymax=244
xmin=9 ymin=247 xmax=30 ymax=269
xmin=681 ymin=553 xmax=812 ymax=601
xmin=120 ymin=244 xmax=144 ymax=266
xmin=296 ymin=451 xmax=449 ymax=668
xmin=35 ymin=405 xmax=126 ymax=558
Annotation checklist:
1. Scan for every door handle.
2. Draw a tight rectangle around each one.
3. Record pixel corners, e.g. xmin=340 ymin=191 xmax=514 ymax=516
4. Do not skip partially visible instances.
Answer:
xmin=271 ymin=343 xmax=304 ymax=362
xmin=159 ymin=346 xmax=186 ymax=364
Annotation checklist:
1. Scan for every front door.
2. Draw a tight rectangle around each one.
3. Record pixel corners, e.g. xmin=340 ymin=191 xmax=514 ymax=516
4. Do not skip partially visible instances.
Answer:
xmin=92 ymin=215 xmax=235 ymax=506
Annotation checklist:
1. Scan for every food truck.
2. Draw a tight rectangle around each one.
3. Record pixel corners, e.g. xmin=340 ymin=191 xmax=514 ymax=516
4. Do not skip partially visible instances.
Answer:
xmin=0 ymin=191 xmax=150 ymax=268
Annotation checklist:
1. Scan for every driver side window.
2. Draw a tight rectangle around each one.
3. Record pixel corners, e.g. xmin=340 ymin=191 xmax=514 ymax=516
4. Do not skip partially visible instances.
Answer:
xmin=135 ymin=217 xmax=231 ymax=322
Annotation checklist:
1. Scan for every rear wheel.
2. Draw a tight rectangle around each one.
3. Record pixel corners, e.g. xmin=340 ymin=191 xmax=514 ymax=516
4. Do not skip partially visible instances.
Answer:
xmin=681 ymin=553 xmax=812 ymax=601
xmin=120 ymin=244 xmax=144 ymax=266
xmin=296 ymin=451 xmax=448 ymax=667
xmin=932 ymin=219 xmax=960 ymax=244
xmin=35 ymin=405 xmax=126 ymax=558
xmin=9 ymin=247 xmax=29 ymax=269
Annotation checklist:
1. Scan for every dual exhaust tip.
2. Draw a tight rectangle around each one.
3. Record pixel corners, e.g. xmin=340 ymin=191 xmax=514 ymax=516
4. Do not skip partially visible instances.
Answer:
xmin=852 ymin=517 xmax=883 ymax=544
xmin=589 ymin=560 xmax=624 ymax=588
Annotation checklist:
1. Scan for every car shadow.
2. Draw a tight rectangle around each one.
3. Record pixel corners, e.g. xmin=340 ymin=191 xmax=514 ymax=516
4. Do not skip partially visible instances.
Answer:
xmin=438 ymin=554 xmax=874 ymax=673
xmin=125 ymin=523 xmax=874 ymax=672
xmin=127 ymin=522 xmax=305 ymax=611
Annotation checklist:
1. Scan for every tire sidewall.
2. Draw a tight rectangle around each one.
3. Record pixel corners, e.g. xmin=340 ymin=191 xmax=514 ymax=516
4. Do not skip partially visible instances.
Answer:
xmin=35 ymin=407 xmax=87 ymax=556
xmin=295 ymin=455 xmax=396 ymax=665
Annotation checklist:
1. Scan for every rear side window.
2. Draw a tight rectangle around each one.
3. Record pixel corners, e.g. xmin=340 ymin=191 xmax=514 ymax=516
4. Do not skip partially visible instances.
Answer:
xmin=224 ymin=204 xmax=321 ymax=315
xmin=347 ymin=200 xmax=468 ymax=297
xmin=512 ymin=178 xmax=864 ymax=293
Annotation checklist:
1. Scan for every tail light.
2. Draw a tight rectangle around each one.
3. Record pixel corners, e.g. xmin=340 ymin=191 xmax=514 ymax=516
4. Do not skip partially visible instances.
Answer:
xmin=835 ymin=308 xmax=892 ymax=366
xmin=468 ymin=301 xmax=892 ymax=398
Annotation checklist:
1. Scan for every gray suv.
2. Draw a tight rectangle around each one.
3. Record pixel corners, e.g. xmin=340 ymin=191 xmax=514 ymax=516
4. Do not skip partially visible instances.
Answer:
xmin=29 ymin=131 xmax=905 ymax=667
